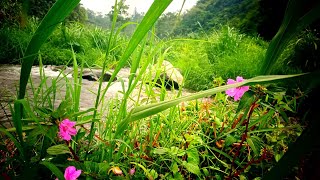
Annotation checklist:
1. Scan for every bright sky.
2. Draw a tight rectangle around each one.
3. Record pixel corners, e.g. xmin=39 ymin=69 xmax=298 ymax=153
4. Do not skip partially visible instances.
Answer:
xmin=80 ymin=0 xmax=198 ymax=15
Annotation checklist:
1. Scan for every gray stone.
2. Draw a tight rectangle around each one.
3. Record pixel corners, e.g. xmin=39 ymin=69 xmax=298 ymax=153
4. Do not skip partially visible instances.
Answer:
xmin=81 ymin=70 xmax=116 ymax=82
xmin=82 ymin=73 xmax=99 ymax=81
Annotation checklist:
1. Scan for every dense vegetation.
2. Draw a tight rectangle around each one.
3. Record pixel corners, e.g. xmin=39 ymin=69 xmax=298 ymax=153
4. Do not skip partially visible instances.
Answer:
xmin=1 ymin=0 xmax=320 ymax=179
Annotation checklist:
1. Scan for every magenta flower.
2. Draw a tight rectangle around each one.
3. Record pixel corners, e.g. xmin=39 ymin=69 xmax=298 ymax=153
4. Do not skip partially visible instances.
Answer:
xmin=64 ymin=166 xmax=81 ymax=180
xmin=59 ymin=119 xmax=77 ymax=141
xmin=225 ymin=76 xmax=249 ymax=101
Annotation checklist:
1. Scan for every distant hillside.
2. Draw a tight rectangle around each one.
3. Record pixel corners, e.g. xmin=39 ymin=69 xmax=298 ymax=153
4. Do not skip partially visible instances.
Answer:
xmin=175 ymin=0 xmax=288 ymax=39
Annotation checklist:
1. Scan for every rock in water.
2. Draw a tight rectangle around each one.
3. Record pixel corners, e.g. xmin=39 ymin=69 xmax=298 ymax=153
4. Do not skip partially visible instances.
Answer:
xmin=51 ymin=65 xmax=66 ymax=72
xmin=81 ymin=69 xmax=117 ymax=82
xmin=82 ymin=73 xmax=99 ymax=81
xmin=100 ymin=72 xmax=117 ymax=82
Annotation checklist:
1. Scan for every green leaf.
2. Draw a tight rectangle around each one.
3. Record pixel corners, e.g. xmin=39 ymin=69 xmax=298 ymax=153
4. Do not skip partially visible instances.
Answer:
xmin=148 ymin=169 xmax=159 ymax=179
xmin=182 ymin=161 xmax=201 ymax=176
xmin=84 ymin=161 xmax=109 ymax=176
xmin=153 ymin=147 xmax=168 ymax=155
xmin=202 ymin=168 xmax=209 ymax=176
xmin=240 ymin=175 xmax=248 ymax=180
xmin=247 ymin=138 xmax=258 ymax=157
xmin=41 ymin=161 xmax=65 ymax=180
xmin=184 ymin=134 xmax=203 ymax=146
xmin=247 ymin=136 xmax=263 ymax=157
xmin=169 ymin=146 xmax=185 ymax=157
xmin=47 ymin=144 xmax=70 ymax=155
xmin=173 ymin=172 xmax=184 ymax=180
xmin=187 ymin=147 xmax=200 ymax=164
xmin=6 ymin=126 xmax=37 ymax=132
xmin=225 ymin=135 xmax=237 ymax=147
xmin=171 ymin=162 xmax=179 ymax=174
xmin=275 ymin=153 xmax=282 ymax=162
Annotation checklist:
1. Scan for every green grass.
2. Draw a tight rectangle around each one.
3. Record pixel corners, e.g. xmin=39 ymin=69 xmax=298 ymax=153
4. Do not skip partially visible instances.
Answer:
xmin=165 ymin=27 xmax=268 ymax=91
xmin=0 ymin=18 xmax=127 ymax=67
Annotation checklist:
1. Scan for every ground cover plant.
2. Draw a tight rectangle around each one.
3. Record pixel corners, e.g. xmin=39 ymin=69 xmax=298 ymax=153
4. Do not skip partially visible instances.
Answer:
xmin=1 ymin=0 xmax=320 ymax=179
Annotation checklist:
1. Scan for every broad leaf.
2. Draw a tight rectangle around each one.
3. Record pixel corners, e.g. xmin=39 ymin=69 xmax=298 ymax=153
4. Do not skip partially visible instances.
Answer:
xmin=182 ymin=161 xmax=201 ymax=176
xmin=47 ymin=144 xmax=70 ymax=155
xmin=41 ymin=161 xmax=64 ymax=180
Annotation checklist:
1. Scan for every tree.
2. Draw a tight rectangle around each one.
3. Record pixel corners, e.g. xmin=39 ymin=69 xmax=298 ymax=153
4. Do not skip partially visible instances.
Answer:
xmin=28 ymin=0 xmax=56 ymax=19
xmin=108 ymin=0 xmax=130 ymax=25
xmin=0 ymin=0 xmax=23 ymax=26
xmin=86 ymin=10 xmax=111 ymax=29
xmin=156 ymin=12 xmax=179 ymax=38
xmin=66 ymin=4 xmax=88 ymax=24
xmin=175 ymin=0 xmax=262 ymax=35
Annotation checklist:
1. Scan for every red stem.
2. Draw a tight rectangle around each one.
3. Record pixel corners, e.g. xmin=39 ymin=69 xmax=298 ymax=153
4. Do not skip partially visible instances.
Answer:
xmin=228 ymin=99 xmax=257 ymax=179
xmin=66 ymin=141 xmax=79 ymax=161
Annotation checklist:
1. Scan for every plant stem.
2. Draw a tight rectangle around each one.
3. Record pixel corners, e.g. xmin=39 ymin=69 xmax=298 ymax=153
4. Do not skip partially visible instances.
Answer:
xmin=66 ymin=141 xmax=79 ymax=161
xmin=228 ymin=99 xmax=257 ymax=179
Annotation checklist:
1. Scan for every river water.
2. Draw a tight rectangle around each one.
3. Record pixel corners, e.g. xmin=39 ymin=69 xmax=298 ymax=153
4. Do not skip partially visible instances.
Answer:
xmin=0 ymin=64 xmax=193 ymax=127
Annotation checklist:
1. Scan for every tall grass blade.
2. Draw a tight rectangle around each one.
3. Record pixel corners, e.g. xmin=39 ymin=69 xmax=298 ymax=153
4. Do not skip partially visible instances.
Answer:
xmin=12 ymin=100 xmax=24 ymax=144
xmin=260 ymin=0 xmax=320 ymax=75
xmin=99 ymin=0 xmax=173 ymax=101
xmin=130 ymin=74 xmax=304 ymax=121
xmin=41 ymin=161 xmax=65 ymax=180
xmin=87 ymin=0 xmax=120 ymax=152
xmin=18 ymin=0 xmax=80 ymax=99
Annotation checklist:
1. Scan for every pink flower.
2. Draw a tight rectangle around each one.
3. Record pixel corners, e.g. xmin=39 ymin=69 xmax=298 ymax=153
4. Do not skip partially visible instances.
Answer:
xmin=64 ymin=166 xmax=81 ymax=180
xmin=59 ymin=119 xmax=77 ymax=141
xmin=225 ymin=76 xmax=249 ymax=101
xmin=129 ymin=168 xmax=135 ymax=175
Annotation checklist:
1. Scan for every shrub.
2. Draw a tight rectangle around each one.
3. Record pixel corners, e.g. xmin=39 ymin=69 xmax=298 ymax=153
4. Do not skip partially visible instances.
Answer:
xmin=166 ymin=26 xmax=267 ymax=91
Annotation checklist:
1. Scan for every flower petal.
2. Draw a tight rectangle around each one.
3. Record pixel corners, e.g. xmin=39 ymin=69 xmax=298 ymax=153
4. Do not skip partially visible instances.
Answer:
xmin=65 ymin=166 xmax=76 ymax=180
xmin=68 ymin=128 xmax=77 ymax=136
xmin=225 ymin=77 xmax=250 ymax=101
xmin=241 ymin=85 xmax=249 ymax=91
xmin=226 ymin=88 xmax=236 ymax=97
xmin=227 ymin=79 xmax=236 ymax=85
xmin=236 ymin=76 xmax=245 ymax=82
xmin=70 ymin=170 xmax=81 ymax=180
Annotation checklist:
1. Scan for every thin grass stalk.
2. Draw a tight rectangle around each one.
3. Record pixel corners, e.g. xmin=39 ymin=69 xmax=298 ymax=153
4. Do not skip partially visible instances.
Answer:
xmin=87 ymin=0 xmax=120 ymax=155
